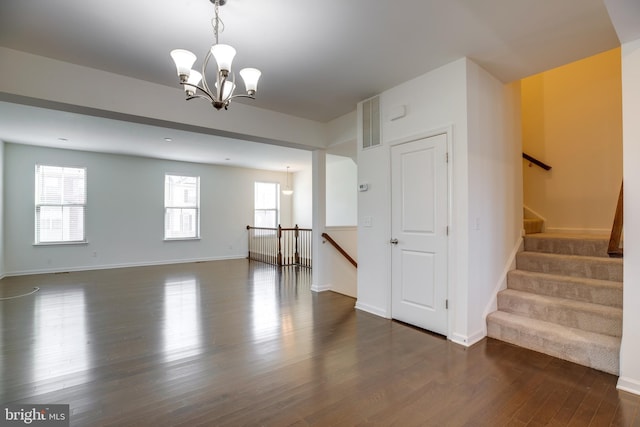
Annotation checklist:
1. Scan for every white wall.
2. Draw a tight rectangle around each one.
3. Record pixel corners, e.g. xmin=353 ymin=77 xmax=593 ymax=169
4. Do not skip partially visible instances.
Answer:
xmin=618 ymin=37 xmax=640 ymax=395
xmin=326 ymin=155 xmax=357 ymax=226
xmin=466 ymin=63 xmax=523 ymax=341
xmin=311 ymin=150 xmax=328 ymax=292
xmin=327 ymin=110 xmax=357 ymax=149
xmin=0 ymin=141 xmax=4 ymax=278
xmin=521 ymin=49 xmax=622 ymax=234
xmin=357 ymin=58 xmax=469 ymax=322
xmin=322 ymin=226 xmax=357 ymax=298
xmin=356 ymin=58 xmax=522 ymax=346
xmin=4 ymin=143 xmax=293 ymax=275
xmin=292 ymin=168 xmax=312 ymax=228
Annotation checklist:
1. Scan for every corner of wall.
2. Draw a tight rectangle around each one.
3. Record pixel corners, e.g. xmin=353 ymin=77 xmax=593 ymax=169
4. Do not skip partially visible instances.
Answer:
xmin=0 ymin=140 xmax=4 ymax=279
xmin=619 ymin=36 xmax=640 ymax=397
xmin=617 ymin=376 xmax=640 ymax=396
xmin=354 ymin=301 xmax=390 ymax=318
xmin=481 ymin=237 xmax=524 ymax=320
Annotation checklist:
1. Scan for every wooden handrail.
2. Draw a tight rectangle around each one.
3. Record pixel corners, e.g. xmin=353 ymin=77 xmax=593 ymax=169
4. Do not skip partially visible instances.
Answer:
xmin=523 ymin=153 xmax=552 ymax=171
xmin=246 ymin=225 xmax=311 ymax=232
xmin=322 ymin=232 xmax=357 ymax=268
xmin=608 ymin=182 xmax=623 ymax=258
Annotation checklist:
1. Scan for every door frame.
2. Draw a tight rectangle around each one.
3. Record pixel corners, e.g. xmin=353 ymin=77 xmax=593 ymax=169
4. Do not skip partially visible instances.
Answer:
xmin=387 ymin=125 xmax=454 ymax=339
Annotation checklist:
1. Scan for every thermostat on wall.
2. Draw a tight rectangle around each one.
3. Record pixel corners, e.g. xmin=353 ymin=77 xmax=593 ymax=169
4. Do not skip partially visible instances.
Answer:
xmin=359 ymin=183 xmax=369 ymax=192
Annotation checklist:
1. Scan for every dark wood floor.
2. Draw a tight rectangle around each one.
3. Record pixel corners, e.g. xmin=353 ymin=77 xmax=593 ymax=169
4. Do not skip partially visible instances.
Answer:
xmin=1 ymin=259 xmax=639 ymax=426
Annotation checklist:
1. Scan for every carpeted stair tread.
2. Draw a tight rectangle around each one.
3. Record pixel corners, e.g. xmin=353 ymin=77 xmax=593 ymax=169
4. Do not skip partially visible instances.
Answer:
xmin=487 ymin=233 xmax=623 ymax=374
xmin=524 ymin=233 xmax=609 ymax=257
xmin=516 ymin=251 xmax=623 ymax=282
xmin=487 ymin=311 xmax=620 ymax=375
xmin=507 ymin=270 xmax=622 ymax=307
xmin=497 ymin=289 xmax=622 ymax=337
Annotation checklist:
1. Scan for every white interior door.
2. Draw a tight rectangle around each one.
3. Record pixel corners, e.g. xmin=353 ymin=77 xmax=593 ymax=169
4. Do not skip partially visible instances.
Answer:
xmin=391 ymin=133 xmax=448 ymax=335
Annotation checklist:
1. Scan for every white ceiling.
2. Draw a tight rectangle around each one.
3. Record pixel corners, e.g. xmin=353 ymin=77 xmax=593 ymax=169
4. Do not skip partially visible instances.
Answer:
xmin=0 ymin=0 xmax=621 ymax=170
xmin=0 ymin=101 xmax=313 ymax=170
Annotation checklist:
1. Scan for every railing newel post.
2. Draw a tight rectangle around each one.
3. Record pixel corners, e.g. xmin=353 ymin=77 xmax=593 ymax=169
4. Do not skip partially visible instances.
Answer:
xmin=277 ymin=224 xmax=283 ymax=266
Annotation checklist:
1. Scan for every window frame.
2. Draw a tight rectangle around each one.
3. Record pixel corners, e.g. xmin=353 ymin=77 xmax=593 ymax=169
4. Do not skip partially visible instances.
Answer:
xmin=34 ymin=164 xmax=88 ymax=245
xmin=254 ymin=181 xmax=280 ymax=229
xmin=164 ymin=173 xmax=201 ymax=241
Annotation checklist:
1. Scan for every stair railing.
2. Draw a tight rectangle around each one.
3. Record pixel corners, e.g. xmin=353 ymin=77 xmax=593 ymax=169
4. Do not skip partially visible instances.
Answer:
xmin=608 ymin=182 xmax=623 ymax=258
xmin=247 ymin=225 xmax=312 ymax=267
xmin=321 ymin=232 xmax=357 ymax=268
xmin=522 ymin=153 xmax=552 ymax=171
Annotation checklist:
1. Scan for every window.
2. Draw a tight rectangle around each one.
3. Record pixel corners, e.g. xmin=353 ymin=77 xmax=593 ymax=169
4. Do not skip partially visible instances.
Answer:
xmin=254 ymin=182 xmax=279 ymax=228
xmin=165 ymin=174 xmax=200 ymax=239
xmin=35 ymin=165 xmax=87 ymax=244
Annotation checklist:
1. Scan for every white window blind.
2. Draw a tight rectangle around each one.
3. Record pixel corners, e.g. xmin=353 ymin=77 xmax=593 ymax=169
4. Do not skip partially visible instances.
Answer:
xmin=254 ymin=182 xmax=279 ymax=228
xmin=35 ymin=165 xmax=87 ymax=244
xmin=165 ymin=174 xmax=200 ymax=239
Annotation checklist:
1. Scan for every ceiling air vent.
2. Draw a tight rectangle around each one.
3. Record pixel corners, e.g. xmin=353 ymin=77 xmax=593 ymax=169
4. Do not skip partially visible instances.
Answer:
xmin=361 ymin=96 xmax=380 ymax=149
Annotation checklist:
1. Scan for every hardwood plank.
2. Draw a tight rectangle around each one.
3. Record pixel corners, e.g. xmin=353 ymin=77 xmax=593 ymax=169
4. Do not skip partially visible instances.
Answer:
xmin=1 ymin=259 xmax=639 ymax=426
xmin=567 ymin=370 xmax=613 ymax=426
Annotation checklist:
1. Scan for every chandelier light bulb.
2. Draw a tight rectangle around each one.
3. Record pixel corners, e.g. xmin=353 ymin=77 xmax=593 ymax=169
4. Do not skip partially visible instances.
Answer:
xmin=211 ymin=44 xmax=236 ymax=74
xmin=240 ymin=68 xmax=261 ymax=95
xmin=170 ymin=49 xmax=197 ymax=81
xmin=184 ymin=70 xmax=203 ymax=96
xmin=216 ymin=80 xmax=236 ymax=100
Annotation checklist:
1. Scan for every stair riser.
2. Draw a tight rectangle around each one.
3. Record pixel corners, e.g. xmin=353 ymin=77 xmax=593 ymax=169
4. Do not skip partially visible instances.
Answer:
xmin=524 ymin=219 xmax=543 ymax=234
xmin=497 ymin=293 xmax=621 ymax=337
xmin=524 ymin=237 xmax=609 ymax=257
xmin=516 ymin=253 xmax=622 ymax=282
xmin=487 ymin=316 xmax=619 ymax=375
xmin=507 ymin=271 xmax=623 ymax=308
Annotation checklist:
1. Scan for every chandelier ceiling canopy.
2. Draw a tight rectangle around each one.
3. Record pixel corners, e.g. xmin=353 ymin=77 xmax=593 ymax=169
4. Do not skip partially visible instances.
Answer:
xmin=170 ymin=0 xmax=261 ymax=111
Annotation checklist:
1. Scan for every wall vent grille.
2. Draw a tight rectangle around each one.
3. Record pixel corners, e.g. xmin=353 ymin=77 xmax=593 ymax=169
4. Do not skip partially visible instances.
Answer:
xmin=361 ymin=96 xmax=380 ymax=149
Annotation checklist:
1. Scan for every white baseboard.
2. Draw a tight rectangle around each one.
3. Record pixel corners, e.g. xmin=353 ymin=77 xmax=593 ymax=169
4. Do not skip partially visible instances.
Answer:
xmin=4 ymin=255 xmax=247 ymax=277
xmin=617 ymin=376 xmax=640 ymax=396
xmin=311 ymin=282 xmax=331 ymax=293
xmin=355 ymin=301 xmax=390 ymax=318
xmin=449 ymin=330 xmax=485 ymax=347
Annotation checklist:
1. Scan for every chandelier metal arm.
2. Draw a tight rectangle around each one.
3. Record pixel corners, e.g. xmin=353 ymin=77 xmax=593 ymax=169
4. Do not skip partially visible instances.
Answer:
xmin=217 ymin=72 xmax=229 ymax=101
xmin=184 ymin=91 xmax=214 ymax=103
xmin=200 ymin=51 xmax=215 ymax=96
xmin=227 ymin=93 xmax=256 ymax=101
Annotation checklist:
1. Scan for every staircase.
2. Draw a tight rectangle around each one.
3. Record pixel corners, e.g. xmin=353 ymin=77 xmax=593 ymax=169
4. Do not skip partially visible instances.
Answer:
xmin=487 ymin=233 xmax=623 ymax=375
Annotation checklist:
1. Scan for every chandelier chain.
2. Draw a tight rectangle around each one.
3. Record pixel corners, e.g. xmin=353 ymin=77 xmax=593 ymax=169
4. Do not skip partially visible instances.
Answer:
xmin=212 ymin=0 xmax=225 ymax=45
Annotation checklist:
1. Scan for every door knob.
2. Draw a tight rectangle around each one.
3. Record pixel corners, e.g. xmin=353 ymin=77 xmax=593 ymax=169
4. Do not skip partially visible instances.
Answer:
xmin=390 ymin=238 xmax=399 ymax=245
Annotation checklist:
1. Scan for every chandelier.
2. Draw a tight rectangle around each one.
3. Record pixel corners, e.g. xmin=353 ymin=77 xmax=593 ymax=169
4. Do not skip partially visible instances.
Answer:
xmin=282 ymin=166 xmax=293 ymax=195
xmin=170 ymin=0 xmax=261 ymax=111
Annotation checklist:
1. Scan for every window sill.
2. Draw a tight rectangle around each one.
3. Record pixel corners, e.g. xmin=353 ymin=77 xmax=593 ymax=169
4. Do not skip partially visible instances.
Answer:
xmin=33 ymin=241 xmax=89 ymax=247
xmin=163 ymin=237 xmax=201 ymax=242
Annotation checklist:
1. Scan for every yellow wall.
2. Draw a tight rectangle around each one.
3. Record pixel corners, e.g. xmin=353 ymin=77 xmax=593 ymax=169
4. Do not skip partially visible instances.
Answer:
xmin=521 ymin=48 xmax=622 ymax=234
